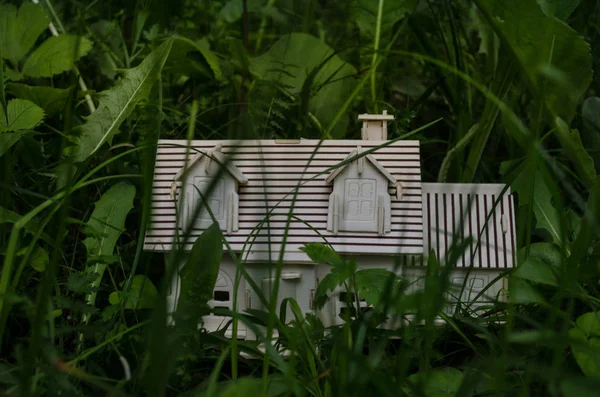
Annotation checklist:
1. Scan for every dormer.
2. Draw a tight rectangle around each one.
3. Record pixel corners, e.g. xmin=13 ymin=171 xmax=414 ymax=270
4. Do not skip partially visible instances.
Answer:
xmin=326 ymin=146 xmax=398 ymax=235
xmin=173 ymin=145 xmax=248 ymax=234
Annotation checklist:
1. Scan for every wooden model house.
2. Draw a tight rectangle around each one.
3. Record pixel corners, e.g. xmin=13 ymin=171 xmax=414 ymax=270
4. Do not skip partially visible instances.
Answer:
xmin=144 ymin=111 xmax=517 ymax=338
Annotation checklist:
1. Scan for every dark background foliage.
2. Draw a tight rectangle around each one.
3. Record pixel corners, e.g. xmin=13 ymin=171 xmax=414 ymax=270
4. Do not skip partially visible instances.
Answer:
xmin=1 ymin=0 xmax=600 ymax=396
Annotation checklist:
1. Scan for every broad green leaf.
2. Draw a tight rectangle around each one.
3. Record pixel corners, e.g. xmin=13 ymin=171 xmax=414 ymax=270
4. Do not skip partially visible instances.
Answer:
xmin=508 ymin=162 xmax=566 ymax=248
xmin=307 ymin=243 xmax=361 ymax=309
xmin=537 ymin=0 xmax=580 ymax=20
xmin=0 ymin=131 xmax=27 ymax=158
xmin=54 ymin=296 xmax=97 ymax=314
xmin=582 ymin=97 xmax=600 ymax=136
xmin=218 ymin=0 xmax=263 ymax=23
xmin=169 ymin=36 xmax=222 ymax=80
xmin=22 ymin=35 xmax=93 ymax=78
xmin=354 ymin=268 xmax=397 ymax=307
xmin=0 ymin=206 xmax=20 ymax=224
xmin=72 ymin=39 xmax=173 ymax=162
xmin=472 ymin=6 xmax=500 ymax=76
xmin=66 ymin=272 xmax=99 ymax=294
xmin=569 ymin=311 xmax=600 ymax=377
xmin=561 ymin=377 xmax=600 ymax=397
xmin=301 ymin=243 xmax=345 ymax=268
xmin=3 ymin=68 xmax=23 ymax=82
xmin=217 ymin=378 xmax=262 ymax=397
xmin=7 ymin=83 xmax=71 ymax=115
xmin=82 ymin=182 xmax=135 ymax=312
xmin=30 ymin=246 xmax=48 ymax=272
xmin=109 ymin=275 xmax=158 ymax=309
xmin=568 ymin=176 xmax=600 ymax=274
xmin=0 ymin=99 xmax=44 ymax=132
xmin=313 ymin=272 xmax=345 ymax=309
xmin=249 ymin=33 xmax=357 ymax=136
xmin=508 ymin=276 xmax=546 ymax=304
xmin=83 ymin=182 xmax=136 ymax=258
xmin=532 ymin=172 xmax=563 ymax=247
xmin=301 ymin=243 xmax=357 ymax=282
xmin=355 ymin=0 xmax=418 ymax=37
xmin=0 ymin=205 xmax=51 ymax=242
xmin=514 ymin=243 xmax=562 ymax=286
xmin=475 ymin=0 xmax=592 ymax=121
xmin=0 ymin=3 xmax=49 ymax=63
xmin=554 ymin=117 xmax=596 ymax=189
xmin=406 ymin=367 xmax=464 ymax=397
xmin=175 ymin=223 xmax=223 ymax=330
xmin=581 ymin=97 xmax=600 ymax=168
xmin=89 ymin=20 xmax=123 ymax=79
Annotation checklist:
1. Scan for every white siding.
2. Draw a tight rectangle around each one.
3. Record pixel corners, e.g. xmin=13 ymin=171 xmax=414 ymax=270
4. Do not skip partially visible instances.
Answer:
xmin=422 ymin=183 xmax=516 ymax=269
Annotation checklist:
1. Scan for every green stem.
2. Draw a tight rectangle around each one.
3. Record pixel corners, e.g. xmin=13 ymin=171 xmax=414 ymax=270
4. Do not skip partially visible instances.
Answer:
xmin=255 ymin=0 xmax=277 ymax=52
xmin=0 ymin=49 xmax=6 ymax=112
xmin=370 ymin=0 xmax=385 ymax=112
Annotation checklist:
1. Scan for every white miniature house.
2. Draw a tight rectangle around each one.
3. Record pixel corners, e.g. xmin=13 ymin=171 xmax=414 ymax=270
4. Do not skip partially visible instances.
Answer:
xmin=144 ymin=112 xmax=516 ymax=338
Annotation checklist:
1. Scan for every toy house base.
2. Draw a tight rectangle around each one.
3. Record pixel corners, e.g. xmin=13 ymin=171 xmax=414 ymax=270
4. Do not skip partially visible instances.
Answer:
xmin=147 ymin=112 xmax=517 ymax=340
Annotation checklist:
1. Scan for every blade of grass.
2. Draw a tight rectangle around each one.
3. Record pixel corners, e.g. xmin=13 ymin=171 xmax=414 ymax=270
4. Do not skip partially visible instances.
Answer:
xmin=370 ymin=0 xmax=385 ymax=112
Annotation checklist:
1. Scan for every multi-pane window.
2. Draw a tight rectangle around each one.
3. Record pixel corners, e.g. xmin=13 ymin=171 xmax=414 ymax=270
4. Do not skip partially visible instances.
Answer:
xmin=192 ymin=176 xmax=224 ymax=220
xmin=344 ymin=179 xmax=376 ymax=221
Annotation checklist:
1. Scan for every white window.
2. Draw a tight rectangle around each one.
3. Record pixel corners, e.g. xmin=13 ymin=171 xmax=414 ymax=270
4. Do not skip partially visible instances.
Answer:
xmin=344 ymin=179 xmax=376 ymax=221
xmin=445 ymin=273 xmax=497 ymax=315
xmin=184 ymin=176 xmax=228 ymax=231
xmin=174 ymin=145 xmax=247 ymax=235
xmin=209 ymin=270 xmax=233 ymax=312
xmin=335 ymin=290 xmax=370 ymax=320
xmin=190 ymin=176 xmax=225 ymax=221
xmin=203 ymin=268 xmax=247 ymax=339
xmin=261 ymin=273 xmax=302 ymax=323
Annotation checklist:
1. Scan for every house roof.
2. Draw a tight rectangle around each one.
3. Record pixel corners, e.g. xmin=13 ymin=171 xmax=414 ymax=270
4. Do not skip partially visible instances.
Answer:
xmin=324 ymin=146 xmax=397 ymax=185
xmin=173 ymin=144 xmax=248 ymax=184
xmin=144 ymin=139 xmax=423 ymax=261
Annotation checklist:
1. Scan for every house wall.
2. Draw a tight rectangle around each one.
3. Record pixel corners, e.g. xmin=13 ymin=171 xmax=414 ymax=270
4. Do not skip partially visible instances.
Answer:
xmin=421 ymin=183 xmax=516 ymax=269
xmin=165 ymin=253 xmax=507 ymax=338
xmin=318 ymin=256 xmax=507 ymax=328
xmin=166 ymin=255 xmax=248 ymax=339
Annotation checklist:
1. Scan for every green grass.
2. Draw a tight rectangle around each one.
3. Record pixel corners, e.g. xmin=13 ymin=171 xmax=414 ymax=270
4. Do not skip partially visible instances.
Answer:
xmin=1 ymin=0 xmax=600 ymax=396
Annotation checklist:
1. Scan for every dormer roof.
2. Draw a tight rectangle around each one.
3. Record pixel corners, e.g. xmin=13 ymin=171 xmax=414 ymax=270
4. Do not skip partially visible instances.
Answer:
xmin=325 ymin=146 xmax=397 ymax=185
xmin=173 ymin=144 xmax=248 ymax=184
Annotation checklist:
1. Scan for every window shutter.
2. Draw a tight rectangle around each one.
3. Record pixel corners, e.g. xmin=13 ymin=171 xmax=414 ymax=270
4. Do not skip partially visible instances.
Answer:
xmin=327 ymin=192 xmax=340 ymax=234
xmin=226 ymin=191 xmax=240 ymax=235
xmin=377 ymin=194 xmax=384 ymax=235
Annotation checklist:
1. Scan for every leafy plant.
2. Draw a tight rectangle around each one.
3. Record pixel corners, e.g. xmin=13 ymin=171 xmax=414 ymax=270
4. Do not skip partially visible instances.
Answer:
xmin=301 ymin=242 xmax=399 ymax=320
xmin=81 ymin=181 xmax=136 ymax=317
xmin=0 ymin=99 xmax=45 ymax=132
xmin=70 ymin=39 xmax=173 ymax=162
xmin=0 ymin=3 xmax=92 ymax=80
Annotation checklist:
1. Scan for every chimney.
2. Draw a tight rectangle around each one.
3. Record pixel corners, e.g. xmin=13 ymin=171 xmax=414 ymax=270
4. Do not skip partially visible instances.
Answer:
xmin=358 ymin=110 xmax=394 ymax=140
